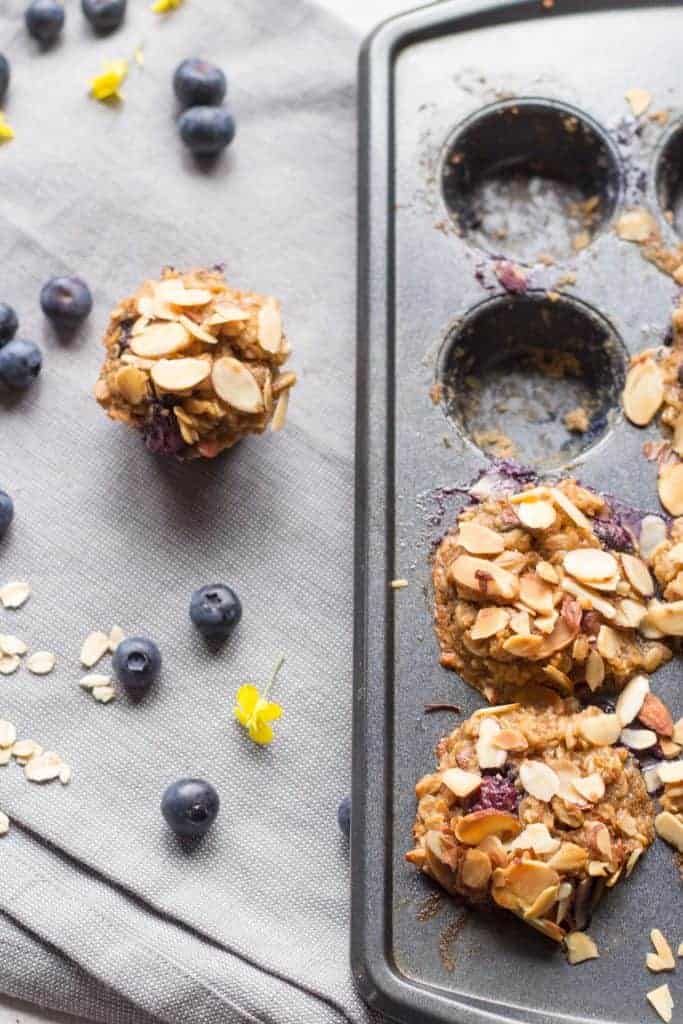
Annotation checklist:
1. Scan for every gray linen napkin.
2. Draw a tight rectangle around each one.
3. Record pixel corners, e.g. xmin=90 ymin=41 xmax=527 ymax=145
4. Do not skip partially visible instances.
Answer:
xmin=0 ymin=0 xmax=371 ymax=1020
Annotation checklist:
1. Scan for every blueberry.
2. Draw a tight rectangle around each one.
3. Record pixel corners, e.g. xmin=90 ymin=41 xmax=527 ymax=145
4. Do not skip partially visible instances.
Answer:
xmin=178 ymin=107 xmax=236 ymax=157
xmin=25 ymin=0 xmax=65 ymax=45
xmin=40 ymin=276 xmax=92 ymax=327
xmin=113 ymin=636 xmax=161 ymax=693
xmin=0 ymin=339 xmax=42 ymax=391
xmin=0 ymin=304 xmax=18 ymax=345
xmin=142 ymin=403 xmax=186 ymax=456
xmin=190 ymin=583 xmax=242 ymax=639
xmin=337 ymin=796 xmax=351 ymax=838
xmin=161 ymin=778 xmax=219 ymax=837
xmin=173 ymin=59 xmax=227 ymax=108
xmin=0 ymin=55 xmax=10 ymax=103
xmin=469 ymin=773 xmax=518 ymax=814
xmin=81 ymin=0 xmax=126 ymax=32
xmin=0 ymin=491 xmax=13 ymax=537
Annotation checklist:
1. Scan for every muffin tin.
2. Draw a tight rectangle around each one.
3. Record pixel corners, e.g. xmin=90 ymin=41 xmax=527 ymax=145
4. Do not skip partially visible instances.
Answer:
xmin=352 ymin=1 xmax=683 ymax=1023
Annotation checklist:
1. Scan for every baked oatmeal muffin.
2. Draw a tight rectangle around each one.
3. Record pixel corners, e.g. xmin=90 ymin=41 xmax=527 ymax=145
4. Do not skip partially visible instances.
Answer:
xmin=406 ymin=699 xmax=656 ymax=942
xmin=433 ymin=478 xmax=673 ymax=702
xmin=94 ymin=268 xmax=296 ymax=459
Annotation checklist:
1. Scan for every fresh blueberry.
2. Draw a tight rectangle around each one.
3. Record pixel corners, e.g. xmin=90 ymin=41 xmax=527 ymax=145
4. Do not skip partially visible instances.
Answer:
xmin=173 ymin=59 xmax=227 ymax=108
xmin=40 ymin=275 xmax=92 ymax=327
xmin=0 ymin=491 xmax=13 ymax=537
xmin=178 ymin=107 xmax=236 ymax=158
xmin=161 ymin=778 xmax=219 ymax=837
xmin=337 ymin=796 xmax=351 ymax=838
xmin=25 ymin=0 xmax=65 ymax=45
xmin=0 ymin=56 xmax=10 ymax=103
xmin=0 ymin=339 xmax=42 ymax=391
xmin=190 ymin=583 xmax=242 ymax=639
xmin=81 ymin=0 xmax=126 ymax=32
xmin=0 ymin=304 xmax=18 ymax=346
xmin=113 ymin=636 xmax=161 ymax=693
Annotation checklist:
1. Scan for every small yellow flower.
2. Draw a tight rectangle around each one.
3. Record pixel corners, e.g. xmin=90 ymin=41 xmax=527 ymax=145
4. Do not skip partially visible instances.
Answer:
xmin=151 ymin=0 xmax=183 ymax=12
xmin=89 ymin=60 xmax=128 ymax=102
xmin=234 ymin=655 xmax=285 ymax=746
xmin=0 ymin=113 xmax=15 ymax=142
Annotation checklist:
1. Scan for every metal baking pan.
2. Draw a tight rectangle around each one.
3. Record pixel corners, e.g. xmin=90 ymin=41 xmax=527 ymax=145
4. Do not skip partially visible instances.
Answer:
xmin=352 ymin=1 xmax=682 ymax=1022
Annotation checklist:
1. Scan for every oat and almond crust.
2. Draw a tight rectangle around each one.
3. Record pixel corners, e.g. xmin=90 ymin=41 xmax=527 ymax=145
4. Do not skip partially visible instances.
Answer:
xmin=94 ymin=268 xmax=296 ymax=459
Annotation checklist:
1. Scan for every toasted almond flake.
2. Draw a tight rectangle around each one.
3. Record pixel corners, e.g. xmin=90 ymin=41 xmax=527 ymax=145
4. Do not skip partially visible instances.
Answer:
xmin=476 ymin=717 xmax=507 ymax=770
xmin=492 ymin=728 xmax=528 ymax=752
xmin=0 ymin=581 xmax=30 ymax=609
xmin=114 ymin=365 xmax=148 ymax=405
xmin=655 ymin=811 xmax=683 ymax=851
xmin=509 ymin=487 xmax=552 ymax=504
xmin=534 ymin=612 xmax=558 ymax=635
xmin=80 ymin=631 xmax=110 ymax=669
xmin=667 ymin=541 xmax=683 ymax=565
xmin=450 ymin=555 xmax=518 ymax=600
xmin=150 ymin=357 xmax=210 ymax=393
xmin=560 ymin=577 xmax=616 ymax=619
xmin=519 ymin=759 xmax=560 ymax=802
xmin=156 ymin=285 xmax=212 ymax=308
xmin=642 ymin=764 xmax=663 ymax=793
xmin=673 ymin=718 xmax=683 ymax=745
xmin=130 ymin=321 xmax=192 ymax=359
xmin=25 ymin=751 xmax=62 ymax=783
xmin=0 ymin=654 xmax=20 ymax=675
xmin=389 ymin=578 xmax=409 ymax=590
xmin=625 ymin=846 xmax=644 ymax=876
xmin=647 ymin=983 xmax=674 ymax=1023
xmin=509 ymin=823 xmax=560 ymax=855
xmin=509 ymin=609 xmax=531 ymax=635
xmin=0 ymin=721 xmax=16 ymax=748
xmin=596 ymin=623 xmax=619 ymax=661
xmin=519 ymin=573 xmax=554 ymax=615
xmin=461 ymin=848 xmax=493 ymax=889
xmin=621 ymin=727 xmax=657 ymax=750
xmin=516 ymin=499 xmax=556 ymax=530
xmin=658 ymin=761 xmax=683 ymax=784
xmin=547 ymin=488 xmax=594 ymax=535
xmin=564 ymin=548 xmax=617 ymax=583
xmin=502 ymin=634 xmax=545 ymax=658
xmin=585 ymin=649 xmax=605 ymax=691
xmin=644 ymin=598 xmax=683 ymax=635
xmin=565 ymin=931 xmax=599 ymax=965
xmin=658 ymin=462 xmax=683 ymax=516
xmin=109 ymin=626 xmax=124 ymax=652
xmin=471 ymin=703 xmax=520 ymax=718
xmin=458 ymin=521 xmax=505 ymax=555
xmin=441 ymin=766 xmax=482 ymax=798
xmin=678 ymin=943 xmax=683 ymax=956
xmin=59 ymin=763 xmax=72 ymax=785
xmin=0 ymin=810 xmax=8 ymax=835
xmin=470 ymin=606 xmax=509 ymax=640
xmin=571 ymin=773 xmax=605 ymax=803
xmin=211 ymin=356 xmax=264 ymax=413
xmin=0 ymin=634 xmax=27 ymax=656
xmin=26 ymin=651 xmax=56 ymax=675
xmin=640 ymin=515 xmax=668 ymax=560
xmin=621 ymin=553 xmax=654 ymax=596
xmin=617 ymin=207 xmax=658 ymax=242
xmin=660 ymin=738 xmax=681 ymax=757
xmin=257 ymin=298 xmax=282 ymax=353
xmin=651 ymin=930 xmax=676 ymax=969
xmin=648 ymin=954 xmax=667 ymax=972
xmin=11 ymin=739 xmax=41 ymax=761
xmin=271 ymin=390 xmax=289 ymax=432
xmin=455 ymin=809 xmax=521 ymax=845
xmin=207 ymin=303 xmax=250 ymax=325
xmin=623 ymin=357 xmax=664 ymax=426
xmin=580 ymin=712 xmax=622 ymax=746
xmin=178 ymin=314 xmax=218 ymax=345
xmin=614 ymin=598 xmax=648 ymax=629
xmin=80 ymin=673 xmax=111 ymax=690
xmin=625 ymin=87 xmax=652 ymax=116
xmin=92 ymin=685 xmax=116 ymax=703
xmin=615 ymin=673 xmax=650 ymax=725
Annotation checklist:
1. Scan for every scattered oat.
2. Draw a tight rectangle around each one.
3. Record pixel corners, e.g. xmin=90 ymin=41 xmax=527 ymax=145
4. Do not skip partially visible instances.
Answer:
xmin=24 ymin=750 xmax=63 ymax=783
xmin=564 ymin=931 xmax=599 ymax=965
xmin=0 ymin=635 xmax=27 ymax=656
xmin=390 ymin=579 xmax=409 ymax=590
xmin=11 ymin=739 xmax=41 ymax=763
xmin=92 ymin=685 xmax=116 ymax=704
xmin=80 ymin=631 xmax=111 ymax=668
xmin=0 ymin=581 xmax=31 ymax=609
xmin=109 ymin=625 xmax=125 ymax=652
xmin=625 ymin=88 xmax=652 ymax=117
xmin=0 ymin=810 xmax=9 ymax=836
xmin=0 ymin=654 xmax=20 ymax=675
xmin=26 ymin=651 xmax=56 ymax=675
xmin=647 ymin=983 xmax=674 ymax=1023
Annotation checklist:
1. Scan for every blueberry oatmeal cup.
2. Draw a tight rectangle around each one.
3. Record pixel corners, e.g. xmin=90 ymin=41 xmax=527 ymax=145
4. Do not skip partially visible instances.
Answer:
xmin=94 ymin=268 xmax=296 ymax=459
xmin=432 ymin=478 xmax=674 ymax=703
xmin=406 ymin=699 xmax=656 ymax=942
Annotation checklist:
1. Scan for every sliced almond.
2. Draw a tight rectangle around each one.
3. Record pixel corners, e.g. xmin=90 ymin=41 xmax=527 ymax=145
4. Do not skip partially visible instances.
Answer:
xmin=639 ymin=515 xmax=668 ymax=560
xmin=564 ymin=548 xmax=617 ymax=583
xmin=150 ymin=358 xmax=210 ymax=393
xmin=565 ymin=931 xmax=599 ymax=965
xmin=502 ymin=634 xmax=545 ymax=658
xmin=470 ymin=606 xmax=509 ymax=640
xmin=534 ymin=612 xmax=558 ymax=635
xmin=620 ymin=727 xmax=657 ymax=750
xmin=25 ymin=751 xmax=62 ymax=783
xmin=0 ymin=634 xmax=27 ymax=656
xmin=461 ymin=848 xmax=493 ymax=889
xmin=613 ymin=598 xmax=648 ymax=629
xmin=155 ymin=281 xmax=212 ymax=307
xmin=80 ymin=631 xmax=110 ymax=669
xmin=26 ymin=651 xmax=56 ymax=675
xmin=536 ymin=561 xmax=559 ymax=584
xmin=449 ymin=555 xmax=518 ymax=600
xmin=0 ymin=750 xmax=11 ymax=768
xmin=92 ymin=685 xmax=116 ymax=703
xmin=673 ymin=718 xmax=683 ymax=745
xmin=659 ymin=461 xmax=683 ymax=516
xmin=580 ymin=712 xmax=622 ymax=746
xmin=458 ymin=521 xmax=505 ymax=555
xmin=109 ymin=626 xmax=124 ymax=652
xmin=471 ymin=703 xmax=521 ymax=719
xmin=271 ymin=390 xmax=290 ymax=432
xmin=596 ymin=624 xmax=620 ymax=661
xmin=206 ymin=303 xmax=250 ymax=326
xmin=0 ymin=721 xmax=16 ymax=748
xmin=59 ymin=763 xmax=72 ymax=785
xmin=509 ymin=609 xmax=531 ymax=636
xmin=509 ymin=822 xmax=560 ymax=856
xmin=257 ymin=298 xmax=282 ymax=353
xmin=130 ymin=321 xmax=192 ymax=359
xmin=623 ymin=357 xmax=664 ymax=426
xmin=644 ymin=598 xmax=683 ymax=635
xmin=625 ymin=87 xmax=651 ymax=116
xmin=476 ymin=717 xmax=507 ymax=770
xmin=585 ymin=649 xmax=605 ymax=690
xmin=80 ymin=673 xmax=111 ymax=690
xmin=211 ymin=356 xmax=264 ymax=413
xmin=519 ymin=574 xmax=554 ymax=615
xmin=11 ymin=739 xmax=41 ymax=761
xmin=516 ymin=499 xmax=556 ymax=530
xmin=114 ymin=365 xmax=148 ymax=404
xmin=621 ymin=553 xmax=654 ymax=596
xmin=654 ymin=811 xmax=683 ymax=851
xmin=560 ymin=577 xmax=616 ymax=619
xmin=616 ymin=207 xmax=658 ymax=243
xmin=455 ymin=808 xmax=521 ymax=845
xmin=519 ymin=760 xmax=560 ymax=802
xmin=547 ymin=842 xmax=589 ymax=872
xmin=658 ymin=761 xmax=683 ymax=784
xmin=571 ymin=773 xmax=605 ymax=803
xmin=646 ymin=983 xmax=674 ymax=1024
xmin=0 ymin=581 xmax=31 ymax=609
xmin=651 ymin=929 xmax=676 ymax=970
xmin=441 ymin=766 xmax=481 ymax=798
xmin=615 ymin=673 xmax=650 ymax=725
xmin=548 ymin=488 xmax=594 ymax=535
xmin=673 ymin=415 xmax=683 ymax=457
xmin=178 ymin=315 xmax=217 ymax=345
xmin=0 ymin=654 xmax=20 ymax=675
xmin=492 ymin=728 xmax=528 ymax=752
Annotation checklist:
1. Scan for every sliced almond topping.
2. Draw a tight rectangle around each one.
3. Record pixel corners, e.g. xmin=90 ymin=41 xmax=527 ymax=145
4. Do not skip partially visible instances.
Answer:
xmin=509 ymin=822 xmax=560 ymax=855
xmin=492 ymin=728 xmax=528 ymax=752
xmin=673 ymin=718 xmax=683 ymax=745
xmin=461 ymin=848 xmax=492 ymax=889
xmin=547 ymin=842 xmax=588 ymax=872
xmin=565 ymin=931 xmax=599 ymax=965
xmin=623 ymin=357 xmax=664 ymax=425
xmin=502 ymin=634 xmax=545 ymax=658
xmin=80 ymin=631 xmax=110 ymax=668
xmin=114 ymin=365 xmax=149 ymax=405
xmin=449 ymin=555 xmax=519 ymax=600
xmin=207 ymin=303 xmax=250 ymax=326
xmin=509 ymin=487 xmax=552 ymax=504
xmin=109 ymin=625 xmax=124 ymax=652
xmin=476 ymin=717 xmax=507 ymax=770
xmin=0 ymin=581 xmax=31 ymax=609
xmin=596 ymin=624 xmax=620 ymax=661
xmin=548 ymin=488 xmax=594 ymax=535
xmin=519 ymin=573 xmax=554 ymax=615
xmin=564 ymin=548 xmax=617 ymax=583
xmin=471 ymin=703 xmax=520 ymax=718
xmin=644 ymin=598 xmax=683 ymax=635
xmin=0 ymin=721 xmax=16 ymax=748
xmin=150 ymin=357 xmax=210 ymax=393
xmin=616 ymin=207 xmax=658 ymax=242
xmin=571 ymin=773 xmax=605 ymax=803
xmin=26 ymin=651 xmax=56 ymax=675
xmin=271 ymin=390 xmax=290 ymax=432
xmin=620 ymin=727 xmax=657 ymax=750
xmin=155 ymin=280 xmax=212 ymax=307
xmin=80 ymin=673 xmax=111 ymax=690
xmin=625 ymin=87 xmax=652 ymax=116
xmin=441 ymin=766 xmax=481 ymax=798
xmin=625 ymin=846 xmax=643 ymax=876
xmin=1 ymin=749 xmax=14 ymax=765
xmin=130 ymin=321 xmax=192 ymax=359
xmin=0 ymin=654 xmax=20 ymax=675
xmin=651 ymin=929 xmax=676 ymax=969
xmin=458 ymin=521 xmax=505 ymax=555
xmin=621 ymin=553 xmax=654 ymax=596
xmin=654 ymin=811 xmax=683 ymax=851
xmin=516 ymin=499 xmax=556 ymax=531
xmin=25 ymin=751 xmax=62 ymax=783
xmin=615 ymin=673 xmax=650 ymax=725
xmin=659 ymin=460 xmax=683 ymax=516
xmin=470 ymin=606 xmax=509 ymax=640
xmin=585 ymin=649 xmax=605 ymax=691
xmin=211 ymin=356 xmax=264 ymax=414
xmin=11 ymin=739 xmax=41 ymax=761
xmin=580 ymin=712 xmax=622 ymax=746
xmin=257 ymin=298 xmax=283 ymax=353
xmin=560 ymin=576 xmax=616 ymax=619
xmin=639 ymin=515 xmax=668 ymax=560
xmin=658 ymin=761 xmax=683 ymax=784
xmin=542 ymin=665 xmax=573 ymax=693
xmin=519 ymin=760 xmax=560 ymax=802
xmin=455 ymin=808 xmax=521 ymax=845
xmin=536 ymin=561 xmax=559 ymax=584
xmin=0 ymin=634 xmax=27 ymax=656
xmin=646 ymin=983 xmax=674 ymax=1023
xmin=614 ymin=598 xmax=648 ymax=629
xmin=178 ymin=314 xmax=217 ymax=345
xmin=92 ymin=685 xmax=116 ymax=703
xmin=509 ymin=609 xmax=531 ymax=636
xmin=534 ymin=612 xmax=558 ymax=635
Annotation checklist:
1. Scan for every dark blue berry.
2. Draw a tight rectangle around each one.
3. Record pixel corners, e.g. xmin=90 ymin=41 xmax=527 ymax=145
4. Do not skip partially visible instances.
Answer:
xmin=173 ymin=59 xmax=227 ymax=108
xmin=25 ymin=0 xmax=65 ymax=45
xmin=40 ymin=276 xmax=92 ymax=326
xmin=0 ymin=304 xmax=18 ymax=345
xmin=337 ymin=796 xmax=351 ymax=838
xmin=190 ymin=583 xmax=242 ymax=639
xmin=178 ymin=107 xmax=236 ymax=157
xmin=113 ymin=636 xmax=161 ymax=693
xmin=81 ymin=0 xmax=126 ymax=32
xmin=0 ymin=339 xmax=42 ymax=391
xmin=0 ymin=491 xmax=13 ymax=537
xmin=469 ymin=773 xmax=518 ymax=814
xmin=142 ymin=403 xmax=186 ymax=456
xmin=0 ymin=56 xmax=10 ymax=103
xmin=161 ymin=778 xmax=219 ymax=837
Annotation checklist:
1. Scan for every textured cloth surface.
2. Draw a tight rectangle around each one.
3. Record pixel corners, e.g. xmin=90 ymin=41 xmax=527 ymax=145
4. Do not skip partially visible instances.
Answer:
xmin=0 ymin=0 xmax=369 ymax=1020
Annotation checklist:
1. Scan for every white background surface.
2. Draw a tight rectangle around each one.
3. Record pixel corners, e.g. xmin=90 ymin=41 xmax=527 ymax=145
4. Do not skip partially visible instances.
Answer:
xmin=0 ymin=3 xmax=428 ymax=1023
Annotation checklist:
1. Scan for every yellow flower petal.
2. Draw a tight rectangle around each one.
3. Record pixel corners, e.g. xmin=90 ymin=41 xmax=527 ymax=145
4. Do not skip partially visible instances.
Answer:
xmin=235 ymin=684 xmax=260 ymax=717
xmin=151 ymin=0 xmax=183 ymax=12
xmin=248 ymin=718 xmax=275 ymax=745
xmin=259 ymin=701 xmax=283 ymax=722
xmin=90 ymin=60 xmax=128 ymax=102
xmin=0 ymin=113 xmax=15 ymax=142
